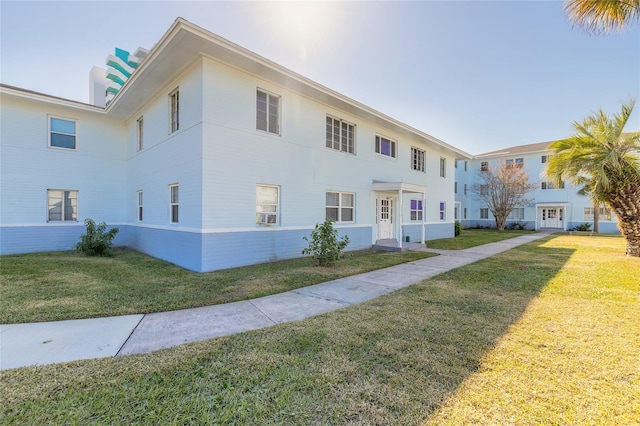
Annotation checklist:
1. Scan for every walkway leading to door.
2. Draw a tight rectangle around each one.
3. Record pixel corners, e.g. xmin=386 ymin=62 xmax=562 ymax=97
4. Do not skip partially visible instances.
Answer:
xmin=0 ymin=232 xmax=551 ymax=370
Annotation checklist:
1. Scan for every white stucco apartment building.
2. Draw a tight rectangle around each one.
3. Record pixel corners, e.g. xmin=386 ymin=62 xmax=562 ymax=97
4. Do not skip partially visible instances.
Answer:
xmin=1 ymin=18 xmax=470 ymax=272
xmin=455 ymin=141 xmax=621 ymax=233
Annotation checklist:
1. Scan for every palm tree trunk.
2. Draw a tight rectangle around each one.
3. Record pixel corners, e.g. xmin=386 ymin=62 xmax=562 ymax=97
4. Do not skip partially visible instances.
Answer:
xmin=617 ymin=218 xmax=640 ymax=257
xmin=608 ymin=185 xmax=640 ymax=257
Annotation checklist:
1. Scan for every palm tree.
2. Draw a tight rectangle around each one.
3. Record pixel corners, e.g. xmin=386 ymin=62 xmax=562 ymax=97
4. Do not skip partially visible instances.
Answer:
xmin=564 ymin=0 xmax=640 ymax=34
xmin=548 ymin=100 xmax=640 ymax=256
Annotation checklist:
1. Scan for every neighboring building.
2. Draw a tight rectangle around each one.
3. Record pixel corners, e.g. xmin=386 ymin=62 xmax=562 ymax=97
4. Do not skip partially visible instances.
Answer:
xmin=0 ymin=18 xmax=469 ymax=272
xmin=455 ymin=142 xmax=620 ymax=233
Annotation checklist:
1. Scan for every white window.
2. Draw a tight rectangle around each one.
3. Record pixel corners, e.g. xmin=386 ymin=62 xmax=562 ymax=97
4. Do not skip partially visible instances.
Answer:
xmin=439 ymin=202 xmax=446 ymax=221
xmin=169 ymin=88 xmax=179 ymax=133
xmin=256 ymin=184 xmax=279 ymax=225
xmin=137 ymin=117 xmax=144 ymax=151
xmin=464 ymin=184 xmax=468 ymax=195
xmin=411 ymin=147 xmax=425 ymax=172
xmin=256 ymin=89 xmax=280 ymax=135
xmin=440 ymin=157 xmax=446 ymax=178
xmin=506 ymin=158 xmax=524 ymax=168
xmin=584 ymin=207 xmax=612 ymax=221
xmin=169 ymin=184 xmax=179 ymax=223
xmin=375 ymin=135 xmax=396 ymax=158
xmin=541 ymin=155 xmax=551 ymax=163
xmin=47 ymin=189 xmax=78 ymax=221
xmin=137 ymin=190 xmax=143 ymax=221
xmin=463 ymin=207 xmax=467 ymax=219
xmin=455 ymin=160 xmax=458 ymax=168
xmin=480 ymin=184 xmax=489 ymax=195
xmin=508 ymin=208 xmax=524 ymax=220
xmin=454 ymin=182 xmax=458 ymax=193
xmin=480 ymin=161 xmax=489 ymax=172
xmin=326 ymin=192 xmax=354 ymax=222
xmin=326 ymin=116 xmax=355 ymax=154
xmin=49 ymin=116 xmax=77 ymax=149
xmin=464 ymin=161 xmax=467 ymax=171
xmin=541 ymin=181 xmax=565 ymax=190
xmin=454 ymin=207 xmax=459 ymax=220
xmin=480 ymin=208 xmax=489 ymax=219
xmin=410 ymin=199 xmax=423 ymax=221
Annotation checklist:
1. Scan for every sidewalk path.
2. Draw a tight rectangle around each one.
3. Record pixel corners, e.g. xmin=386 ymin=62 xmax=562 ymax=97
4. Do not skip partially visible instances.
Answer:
xmin=1 ymin=232 xmax=550 ymax=370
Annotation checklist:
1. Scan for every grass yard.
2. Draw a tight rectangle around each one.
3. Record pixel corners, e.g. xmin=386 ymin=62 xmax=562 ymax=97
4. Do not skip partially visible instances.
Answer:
xmin=2 ymin=234 xmax=637 ymax=425
xmin=427 ymin=228 xmax=535 ymax=250
xmin=0 ymin=248 xmax=436 ymax=324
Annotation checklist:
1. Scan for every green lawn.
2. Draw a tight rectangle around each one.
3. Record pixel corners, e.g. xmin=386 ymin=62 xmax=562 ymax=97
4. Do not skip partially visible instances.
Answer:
xmin=2 ymin=234 xmax=637 ymax=425
xmin=0 ymin=248 xmax=436 ymax=324
xmin=427 ymin=228 xmax=536 ymax=250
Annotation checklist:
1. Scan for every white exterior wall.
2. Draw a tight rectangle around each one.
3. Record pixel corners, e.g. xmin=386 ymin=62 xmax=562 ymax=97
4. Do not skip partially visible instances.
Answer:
xmin=0 ymin=94 xmax=126 ymax=225
xmin=200 ymin=58 xmax=455 ymax=240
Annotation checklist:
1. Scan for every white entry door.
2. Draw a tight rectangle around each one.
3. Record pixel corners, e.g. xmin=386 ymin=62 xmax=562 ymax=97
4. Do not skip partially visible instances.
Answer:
xmin=378 ymin=198 xmax=394 ymax=240
xmin=542 ymin=208 xmax=563 ymax=228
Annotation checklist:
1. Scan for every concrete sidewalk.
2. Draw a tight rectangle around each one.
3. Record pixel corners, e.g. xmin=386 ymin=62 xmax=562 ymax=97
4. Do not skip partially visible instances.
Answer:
xmin=0 ymin=232 xmax=549 ymax=370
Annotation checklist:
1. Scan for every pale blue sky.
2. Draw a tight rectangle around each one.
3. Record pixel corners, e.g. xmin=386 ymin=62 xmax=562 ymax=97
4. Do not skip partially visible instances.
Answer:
xmin=1 ymin=1 xmax=638 ymax=154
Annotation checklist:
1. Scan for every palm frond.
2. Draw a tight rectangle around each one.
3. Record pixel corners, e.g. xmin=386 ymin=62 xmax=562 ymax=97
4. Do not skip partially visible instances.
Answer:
xmin=564 ymin=0 xmax=640 ymax=34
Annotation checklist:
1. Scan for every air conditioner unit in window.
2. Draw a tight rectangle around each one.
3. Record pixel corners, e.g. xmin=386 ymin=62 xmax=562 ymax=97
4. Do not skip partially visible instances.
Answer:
xmin=257 ymin=213 xmax=277 ymax=225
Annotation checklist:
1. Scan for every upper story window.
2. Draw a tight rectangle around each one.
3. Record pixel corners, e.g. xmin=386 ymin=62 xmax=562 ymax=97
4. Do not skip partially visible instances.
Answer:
xmin=169 ymin=88 xmax=179 ymax=133
xmin=326 ymin=191 xmax=354 ymax=222
xmin=137 ymin=117 xmax=144 ymax=151
xmin=541 ymin=181 xmax=565 ymax=190
xmin=439 ymin=157 xmax=446 ymax=178
xmin=455 ymin=160 xmax=458 ymax=168
xmin=480 ymin=161 xmax=489 ymax=172
xmin=256 ymin=89 xmax=280 ymax=135
xmin=47 ymin=189 xmax=77 ymax=221
xmin=169 ymin=184 xmax=179 ymax=223
xmin=480 ymin=184 xmax=489 ymax=195
xmin=541 ymin=155 xmax=551 ymax=163
xmin=410 ymin=199 xmax=423 ymax=221
xmin=256 ymin=184 xmax=279 ymax=225
xmin=49 ymin=116 xmax=77 ymax=149
xmin=464 ymin=183 xmax=468 ymax=195
xmin=464 ymin=160 xmax=467 ymax=171
xmin=411 ymin=147 xmax=425 ymax=172
xmin=326 ymin=116 xmax=355 ymax=154
xmin=506 ymin=158 xmax=524 ymax=168
xmin=375 ymin=135 xmax=396 ymax=158
xmin=454 ymin=182 xmax=458 ymax=193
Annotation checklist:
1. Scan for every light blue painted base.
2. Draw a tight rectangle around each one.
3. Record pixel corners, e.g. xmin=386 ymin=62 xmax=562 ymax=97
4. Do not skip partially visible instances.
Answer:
xmin=402 ymin=223 xmax=454 ymax=243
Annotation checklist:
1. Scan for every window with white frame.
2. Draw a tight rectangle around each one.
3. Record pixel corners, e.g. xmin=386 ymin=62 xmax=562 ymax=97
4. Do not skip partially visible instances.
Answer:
xmin=137 ymin=117 xmax=144 ymax=151
xmin=439 ymin=202 xmax=446 ymax=220
xmin=480 ymin=184 xmax=489 ymax=195
xmin=541 ymin=155 xmax=551 ymax=163
xmin=49 ymin=116 xmax=77 ymax=149
xmin=508 ymin=208 xmax=524 ymax=220
xmin=506 ymin=158 xmax=524 ymax=168
xmin=464 ymin=183 xmax=468 ymax=195
xmin=411 ymin=147 xmax=425 ymax=172
xmin=454 ymin=207 xmax=459 ymax=220
xmin=256 ymin=89 xmax=280 ymax=135
xmin=480 ymin=208 xmax=489 ymax=219
xmin=326 ymin=192 xmax=354 ymax=222
xmin=256 ymin=184 xmax=279 ymax=225
xmin=463 ymin=207 xmax=467 ymax=219
xmin=169 ymin=184 xmax=179 ymax=223
xmin=137 ymin=190 xmax=143 ymax=221
xmin=169 ymin=88 xmax=179 ymax=133
xmin=326 ymin=116 xmax=355 ymax=154
xmin=464 ymin=160 xmax=467 ymax=171
xmin=541 ymin=181 xmax=565 ymax=190
xmin=480 ymin=161 xmax=489 ymax=172
xmin=375 ymin=135 xmax=396 ymax=158
xmin=584 ymin=206 xmax=612 ymax=221
xmin=439 ymin=157 xmax=446 ymax=178
xmin=47 ymin=189 xmax=78 ymax=221
xmin=410 ymin=199 xmax=423 ymax=221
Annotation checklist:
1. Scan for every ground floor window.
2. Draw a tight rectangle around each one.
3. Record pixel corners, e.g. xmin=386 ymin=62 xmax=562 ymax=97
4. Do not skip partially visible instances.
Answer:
xmin=584 ymin=206 xmax=612 ymax=221
xmin=439 ymin=202 xmax=446 ymax=221
xmin=137 ymin=190 xmax=143 ymax=221
xmin=480 ymin=208 xmax=489 ymax=219
xmin=326 ymin=192 xmax=354 ymax=222
xmin=508 ymin=208 xmax=524 ymax=220
xmin=463 ymin=207 xmax=467 ymax=219
xmin=410 ymin=199 xmax=423 ymax=221
xmin=47 ymin=189 xmax=77 ymax=221
xmin=256 ymin=184 xmax=279 ymax=224
xmin=169 ymin=184 xmax=179 ymax=223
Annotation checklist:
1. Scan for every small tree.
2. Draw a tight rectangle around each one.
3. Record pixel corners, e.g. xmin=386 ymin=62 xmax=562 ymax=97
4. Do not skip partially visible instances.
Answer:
xmin=472 ymin=162 xmax=536 ymax=231
xmin=302 ymin=220 xmax=350 ymax=266
xmin=76 ymin=218 xmax=119 ymax=256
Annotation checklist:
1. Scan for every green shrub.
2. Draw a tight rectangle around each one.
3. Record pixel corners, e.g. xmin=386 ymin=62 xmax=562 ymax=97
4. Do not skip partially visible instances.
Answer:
xmin=76 ymin=219 xmax=119 ymax=256
xmin=454 ymin=221 xmax=462 ymax=237
xmin=302 ymin=220 xmax=350 ymax=266
xmin=507 ymin=222 xmax=526 ymax=230
xmin=574 ymin=223 xmax=592 ymax=232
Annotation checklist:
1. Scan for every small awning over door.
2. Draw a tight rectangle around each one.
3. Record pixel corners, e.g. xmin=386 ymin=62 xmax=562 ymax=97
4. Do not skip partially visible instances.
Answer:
xmin=372 ymin=181 xmax=427 ymax=248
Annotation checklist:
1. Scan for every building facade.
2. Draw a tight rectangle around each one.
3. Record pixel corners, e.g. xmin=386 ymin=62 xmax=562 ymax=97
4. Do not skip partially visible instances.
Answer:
xmin=455 ymin=142 xmax=620 ymax=233
xmin=1 ymin=18 xmax=469 ymax=272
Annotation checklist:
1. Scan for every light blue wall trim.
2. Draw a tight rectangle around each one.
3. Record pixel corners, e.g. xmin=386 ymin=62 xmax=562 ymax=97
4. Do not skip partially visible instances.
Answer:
xmin=201 ymin=226 xmax=372 ymax=272
xmin=402 ymin=223 xmax=454 ymax=242
xmin=126 ymin=226 xmax=203 ymax=272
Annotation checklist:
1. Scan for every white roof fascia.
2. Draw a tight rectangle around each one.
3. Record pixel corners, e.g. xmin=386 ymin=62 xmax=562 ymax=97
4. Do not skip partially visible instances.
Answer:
xmin=0 ymin=84 xmax=106 ymax=114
